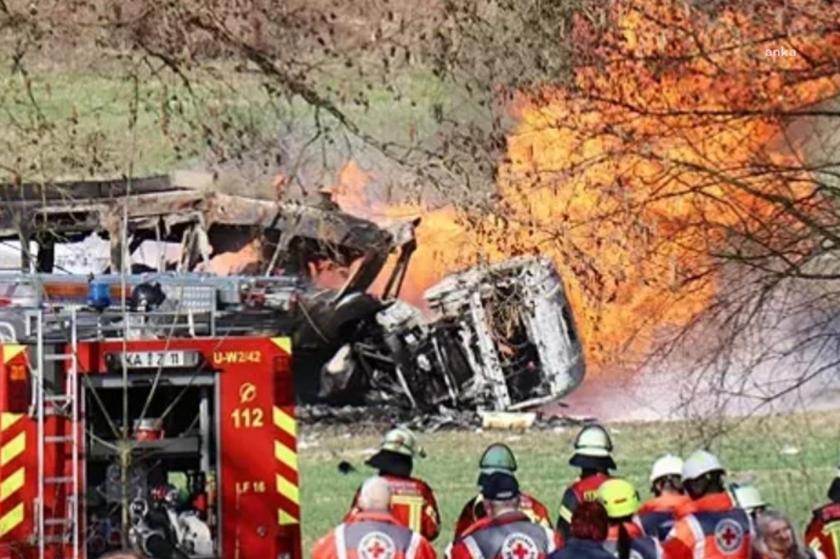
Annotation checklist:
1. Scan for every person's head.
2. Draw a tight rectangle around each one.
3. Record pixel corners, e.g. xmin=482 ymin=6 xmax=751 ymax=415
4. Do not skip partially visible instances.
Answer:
xmin=570 ymin=424 xmax=616 ymax=474
xmin=756 ymin=510 xmax=808 ymax=559
xmin=479 ymin=472 xmax=521 ymax=517
xmin=365 ymin=427 xmax=424 ymax=477
xmin=730 ymin=482 xmax=768 ymax=521
xmin=598 ymin=478 xmax=641 ymax=524
xmin=682 ymin=450 xmax=726 ymax=500
xmin=99 ymin=553 xmax=142 ymax=559
xmin=650 ymin=454 xmax=684 ymax=497
xmin=570 ymin=501 xmax=609 ymax=542
xmin=358 ymin=476 xmax=393 ymax=513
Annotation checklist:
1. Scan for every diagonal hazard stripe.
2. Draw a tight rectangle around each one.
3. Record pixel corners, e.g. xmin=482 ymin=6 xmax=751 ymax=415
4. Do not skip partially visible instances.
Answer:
xmin=273 ymin=406 xmax=296 ymax=437
xmin=278 ymin=509 xmax=299 ymax=525
xmin=0 ymin=433 xmax=25 ymax=466
xmin=275 ymin=441 xmax=298 ymax=472
xmin=0 ymin=414 xmax=22 ymax=431
xmin=0 ymin=502 xmax=23 ymax=537
xmin=0 ymin=468 xmax=23 ymax=502
xmin=271 ymin=337 xmax=292 ymax=354
xmin=276 ymin=474 xmax=299 ymax=505
xmin=2 ymin=345 xmax=25 ymax=365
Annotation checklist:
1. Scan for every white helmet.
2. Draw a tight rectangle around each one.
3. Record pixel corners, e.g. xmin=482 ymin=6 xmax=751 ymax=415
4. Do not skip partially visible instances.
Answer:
xmin=650 ymin=454 xmax=684 ymax=482
xmin=731 ymin=483 xmax=767 ymax=512
xmin=682 ymin=449 xmax=725 ymax=481
xmin=574 ymin=424 xmax=613 ymax=458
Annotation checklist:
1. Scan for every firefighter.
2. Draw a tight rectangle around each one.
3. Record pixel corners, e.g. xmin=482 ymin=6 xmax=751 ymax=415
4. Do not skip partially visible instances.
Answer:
xmin=805 ymin=464 xmax=840 ymax=559
xmin=729 ymin=483 xmax=768 ymax=522
xmin=663 ymin=450 xmax=753 ymax=559
xmin=598 ymin=478 xmax=663 ymax=559
xmin=449 ymin=472 xmax=560 ymax=559
xmin=454 ymin=443 xmax=552 ymax=538
xmin=315 ymin=476 xmax=437 ymax=559
xmin=556 ymin=424 xmax=616 ymax=538
xmin=348 ymin=427 xmax=441 ymax=541
xmin=639 ymin=454 xmax=690 ymax=541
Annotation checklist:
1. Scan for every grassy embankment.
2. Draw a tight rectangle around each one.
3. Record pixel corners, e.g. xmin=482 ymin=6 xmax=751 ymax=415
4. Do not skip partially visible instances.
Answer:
xmin=300 ymin=410 xmax=840 ymax=555
xmin=0 ymin=61 xmax=470 ymax=183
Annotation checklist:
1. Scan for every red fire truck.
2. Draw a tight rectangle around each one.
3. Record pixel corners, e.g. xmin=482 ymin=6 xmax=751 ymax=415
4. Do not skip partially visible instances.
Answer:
xmin=0 ymin=274 xmax=302 ymax=559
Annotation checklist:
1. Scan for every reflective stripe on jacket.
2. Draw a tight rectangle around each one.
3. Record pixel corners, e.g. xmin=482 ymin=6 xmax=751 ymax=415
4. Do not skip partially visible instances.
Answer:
xmin=556 ymin=473 xmax=611 ymax=537
xmin=806 ymin=502 xmax=840 ymax=559
xmin=348 ymin=475 xmax=442 ymax=541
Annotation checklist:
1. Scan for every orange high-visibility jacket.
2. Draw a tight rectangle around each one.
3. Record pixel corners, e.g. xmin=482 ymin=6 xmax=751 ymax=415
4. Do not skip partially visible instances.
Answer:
xmin=662 ymin=493 xmax=753 ymax=559
xmin=313 ymin=511 xmax=437 ymax=559
xmin=639 ymin=494 xmax=691 ymax=541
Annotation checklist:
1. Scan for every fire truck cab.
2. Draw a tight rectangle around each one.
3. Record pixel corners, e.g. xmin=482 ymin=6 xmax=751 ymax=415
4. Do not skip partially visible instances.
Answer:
xmin=0 ymin=274 xmax=302 ymax=559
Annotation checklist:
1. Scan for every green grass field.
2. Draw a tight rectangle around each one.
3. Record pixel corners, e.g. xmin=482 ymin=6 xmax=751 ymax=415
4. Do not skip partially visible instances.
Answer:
xmin=299 ymin=411 xmax=840 ymax=554
xmin=0 ymin=62 xmax=471 ymax=183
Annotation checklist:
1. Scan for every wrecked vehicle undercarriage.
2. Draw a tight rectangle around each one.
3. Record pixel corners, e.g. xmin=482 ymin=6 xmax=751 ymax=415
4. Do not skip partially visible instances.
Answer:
xmin=0 ymin=172 xmax=585 ymax=410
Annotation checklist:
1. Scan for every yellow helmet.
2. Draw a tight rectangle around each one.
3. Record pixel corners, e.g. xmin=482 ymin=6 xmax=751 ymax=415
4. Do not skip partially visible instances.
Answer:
xmin=598 ymin=478 xmax=640 ymax=519
xmin=380 ymin=427 xmax=426 ymax=458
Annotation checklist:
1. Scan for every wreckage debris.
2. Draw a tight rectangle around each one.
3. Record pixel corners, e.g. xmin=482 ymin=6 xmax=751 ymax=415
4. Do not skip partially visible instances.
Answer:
xmin=296 ymin=404 xmax=595 ymax=435
xmin=0 ymin=172 xmax=587 ymax=412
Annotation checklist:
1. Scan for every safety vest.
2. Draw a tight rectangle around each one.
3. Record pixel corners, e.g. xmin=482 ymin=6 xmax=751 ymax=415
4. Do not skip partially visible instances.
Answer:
xmin=313 ymin=512 xmax=436 ymax=559
xmin=663 ymin=494 xmax=753 ymax=559
xmin=454 ymin=493 xmax=552 ymax=538
xmin=639 ymin=494 xmax=691 ymax=541
xmin=349 ymin=475 xmax=441 ymax=541
xmin=806 ymin=502 xmax=840 ymax=559
xmin=450 ymin=512 xmax=558 ymax=559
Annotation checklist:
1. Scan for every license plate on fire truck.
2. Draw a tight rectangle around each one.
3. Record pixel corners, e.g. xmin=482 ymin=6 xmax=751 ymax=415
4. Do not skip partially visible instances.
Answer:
xmin=116 ymin=351 xmax=200 ymax=368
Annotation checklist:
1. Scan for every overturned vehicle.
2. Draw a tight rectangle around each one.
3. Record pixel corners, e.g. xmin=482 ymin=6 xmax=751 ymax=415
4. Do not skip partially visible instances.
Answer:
xmin=322 ymin=257 xmax=585 ymax=410
xmin=0 ymin=173 xmax=585 ymax=410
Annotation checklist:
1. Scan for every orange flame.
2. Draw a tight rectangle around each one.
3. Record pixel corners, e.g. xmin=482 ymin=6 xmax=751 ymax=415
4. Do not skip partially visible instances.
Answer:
xmin=336 ymin=1 xmax=840 ymax=372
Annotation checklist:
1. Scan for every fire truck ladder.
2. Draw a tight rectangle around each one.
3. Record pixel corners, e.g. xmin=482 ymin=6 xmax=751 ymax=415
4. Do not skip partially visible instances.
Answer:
xmin=30 ymin=309 xmax=81 ymax=558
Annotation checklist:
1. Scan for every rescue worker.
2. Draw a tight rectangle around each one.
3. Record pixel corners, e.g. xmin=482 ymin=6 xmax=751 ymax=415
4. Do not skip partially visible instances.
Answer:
xmin=598 ymin=478 xmax=663 ymax=559
xmin=639 ymin=454 xmax=690 ymax=541
xmin=348 ymin=427 xmax=441 ymax=541
xmin=454 ymin=443 xmax=552 ymax=538
xmin=805 ymin=464 xmax=840 ymax=559
xmin=556 ymin=424 xmax=616 ymax=538
xmin=729 ymin=483 xmax=768 ymax=522
xmin=315 ymin=476 xmax=437 ymax=559
xmin=449 ymin=472 xmax=561 ymax=559
xmin=663 ymin=450 xmax=754 ymax=559
xmin=549 ymin=501 xmax=615 ymax=559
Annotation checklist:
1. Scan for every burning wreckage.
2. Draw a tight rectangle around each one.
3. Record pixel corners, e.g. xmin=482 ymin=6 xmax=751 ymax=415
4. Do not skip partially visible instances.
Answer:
xmin=0 ymin=173 xmax=585 ymax=410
